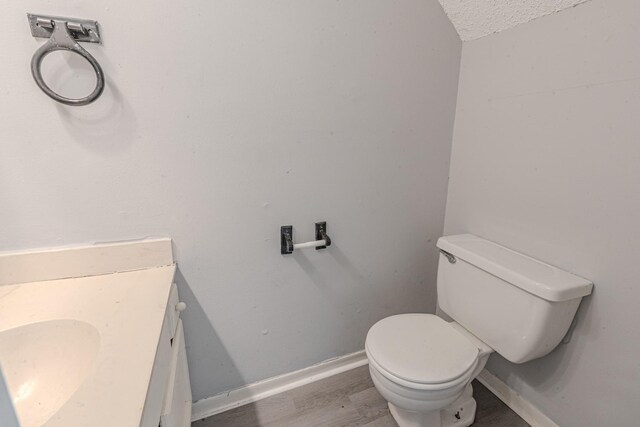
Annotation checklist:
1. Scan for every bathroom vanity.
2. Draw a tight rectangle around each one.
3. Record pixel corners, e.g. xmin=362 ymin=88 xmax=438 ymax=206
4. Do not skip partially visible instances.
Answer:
xmin=0 ymin=239 xmax=191 ymax=427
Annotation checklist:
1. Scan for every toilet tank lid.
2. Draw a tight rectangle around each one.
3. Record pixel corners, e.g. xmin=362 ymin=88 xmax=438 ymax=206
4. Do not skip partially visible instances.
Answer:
xmin=437 ymin=234 xmax=593 ymax=302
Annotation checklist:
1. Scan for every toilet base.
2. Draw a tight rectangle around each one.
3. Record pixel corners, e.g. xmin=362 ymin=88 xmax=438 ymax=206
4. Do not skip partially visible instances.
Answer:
xmin=388 ymin=383 xmax=477 ymax=427
xmin=389 ymin=402 xmax=441 ymax=426
xmin=440 ymin=383 xmax=476 ymax=427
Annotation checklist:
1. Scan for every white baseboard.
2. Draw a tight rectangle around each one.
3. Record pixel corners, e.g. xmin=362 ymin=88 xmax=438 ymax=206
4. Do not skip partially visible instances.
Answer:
xmin=477 ymin=369 xmax=559 ymax=427
xmin=191 ymin=350 xmax=368 ymax=422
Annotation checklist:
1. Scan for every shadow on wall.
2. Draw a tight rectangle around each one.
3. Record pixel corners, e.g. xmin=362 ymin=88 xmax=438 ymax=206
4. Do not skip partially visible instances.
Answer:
xmin=43 ymin=50 xmax=138 ymax=153
xmin=487 ymin=292 xmax=595 ymax=394
xmin=173 ymin=268 xmax=246 ymax=402
xmin=291 ymin=244 xmax=366 ymax=289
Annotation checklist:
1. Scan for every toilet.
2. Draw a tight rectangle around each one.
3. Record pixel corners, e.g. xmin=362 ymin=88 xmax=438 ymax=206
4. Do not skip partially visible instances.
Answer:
xmin=365 ymin=234 xmax=593 ymax=427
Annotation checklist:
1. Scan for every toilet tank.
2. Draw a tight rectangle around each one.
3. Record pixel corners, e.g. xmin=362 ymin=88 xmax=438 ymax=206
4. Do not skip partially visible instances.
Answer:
xmin=436 ymin=234 xmax=593 ymax=364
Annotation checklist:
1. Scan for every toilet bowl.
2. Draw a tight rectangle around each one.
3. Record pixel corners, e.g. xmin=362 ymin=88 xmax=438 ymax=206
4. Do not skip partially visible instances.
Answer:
xmin=365 ymin=314 xmax=492 ymax=427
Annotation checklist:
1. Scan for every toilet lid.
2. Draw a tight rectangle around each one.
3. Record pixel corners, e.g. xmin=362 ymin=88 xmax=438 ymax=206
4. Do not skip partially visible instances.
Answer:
xmin=365 ymin=314 xmax=478 ymax=385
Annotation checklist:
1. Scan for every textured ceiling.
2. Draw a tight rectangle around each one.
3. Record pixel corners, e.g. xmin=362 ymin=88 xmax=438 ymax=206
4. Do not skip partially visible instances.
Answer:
xmin=438 ymin=0 xmax=591 ymax=41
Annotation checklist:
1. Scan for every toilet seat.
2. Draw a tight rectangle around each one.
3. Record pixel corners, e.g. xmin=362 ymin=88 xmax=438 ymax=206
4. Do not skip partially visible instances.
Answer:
xmin=365 ymin=314 xmax=479 ymax=390
xmin=368 ymin=352 xmax=478 ymax=391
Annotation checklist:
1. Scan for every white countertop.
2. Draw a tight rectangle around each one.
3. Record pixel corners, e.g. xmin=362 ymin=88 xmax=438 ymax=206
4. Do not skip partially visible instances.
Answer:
xmin=0 ymin=265 xmax=176 ymax=427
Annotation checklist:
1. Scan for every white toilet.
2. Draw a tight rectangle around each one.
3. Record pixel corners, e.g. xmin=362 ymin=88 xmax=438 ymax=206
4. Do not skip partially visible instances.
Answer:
xmin=365 ymin=234 xmax=593 ymax=427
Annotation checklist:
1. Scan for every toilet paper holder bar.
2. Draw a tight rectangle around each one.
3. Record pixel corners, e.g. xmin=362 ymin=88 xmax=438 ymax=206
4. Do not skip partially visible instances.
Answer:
xmin=281 ymin=222 xmax=331 ymax=254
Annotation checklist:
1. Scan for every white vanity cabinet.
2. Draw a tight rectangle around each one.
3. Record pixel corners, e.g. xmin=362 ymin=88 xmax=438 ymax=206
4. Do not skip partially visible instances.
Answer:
xmin=141 ymin=283 xmax=192 ymax=427
xmin=0 ymin=238 xmax=189 ymax=427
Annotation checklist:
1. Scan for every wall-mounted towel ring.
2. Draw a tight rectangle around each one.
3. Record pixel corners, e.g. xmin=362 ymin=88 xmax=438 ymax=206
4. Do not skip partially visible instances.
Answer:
xmin=27 ymin=14 xmax=104 ymax=106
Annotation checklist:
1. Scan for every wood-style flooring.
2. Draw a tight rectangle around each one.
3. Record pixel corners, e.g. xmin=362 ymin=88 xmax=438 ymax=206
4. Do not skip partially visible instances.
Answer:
xmin=192 ymin=365 xmax=530 ymax=427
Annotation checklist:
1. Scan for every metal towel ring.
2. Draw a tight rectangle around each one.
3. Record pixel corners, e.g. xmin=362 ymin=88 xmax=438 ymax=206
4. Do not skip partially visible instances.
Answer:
xmin=28 ymin=14 xmax=104 ymax=106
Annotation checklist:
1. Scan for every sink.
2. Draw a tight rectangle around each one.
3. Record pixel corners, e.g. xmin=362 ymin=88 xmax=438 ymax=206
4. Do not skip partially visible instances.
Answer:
xmin=0 ymin=320 xmax=100 ymax=427
xmin=0 ymin=262 xmax=176 ymax=427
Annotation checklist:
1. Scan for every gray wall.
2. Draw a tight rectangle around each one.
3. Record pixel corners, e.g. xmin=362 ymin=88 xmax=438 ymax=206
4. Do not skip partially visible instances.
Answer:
xmin=444 ymin=0 xmax=639 ymax=425
xmin=0 ymin=1 xmax=461 ymax=400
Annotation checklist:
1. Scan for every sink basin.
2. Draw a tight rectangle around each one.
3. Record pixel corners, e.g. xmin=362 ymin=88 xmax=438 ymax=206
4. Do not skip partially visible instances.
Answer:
xmin=0 ymin=320 xmax=100 ymax=427
xmin=0 ymin=264 xmax=176 ymax=426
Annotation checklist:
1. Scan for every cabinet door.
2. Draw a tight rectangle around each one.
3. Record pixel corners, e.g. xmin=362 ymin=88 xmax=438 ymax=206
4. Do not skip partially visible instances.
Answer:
xmin=140 ymin=309 xmax=173 ymax=427
xmin=160 ymin=318 xmax=192 ymax=427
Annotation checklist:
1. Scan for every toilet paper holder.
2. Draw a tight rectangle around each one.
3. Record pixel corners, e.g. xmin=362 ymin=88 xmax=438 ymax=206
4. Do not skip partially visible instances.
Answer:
xmin=281 ymin=222 xmax=331 ymax=254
